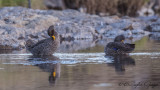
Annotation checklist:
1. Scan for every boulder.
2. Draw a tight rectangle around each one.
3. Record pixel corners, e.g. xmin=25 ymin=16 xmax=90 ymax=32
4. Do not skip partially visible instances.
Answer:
xmin=0 ymin=7 xmax=150 ymax=50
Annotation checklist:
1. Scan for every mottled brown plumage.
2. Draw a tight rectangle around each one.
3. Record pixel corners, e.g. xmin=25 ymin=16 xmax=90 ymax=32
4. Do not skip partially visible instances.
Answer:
xmin=105 ymin=35 xmax=135 ymax=55
xmin=26 ymin=25 xmax=59 ymax=56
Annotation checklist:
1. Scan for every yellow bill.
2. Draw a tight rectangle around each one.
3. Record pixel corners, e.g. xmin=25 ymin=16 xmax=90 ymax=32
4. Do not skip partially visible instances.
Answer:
xmin=53 ymin=72 xmax=56 ymax=77
xmin=52 ymin=35 xmax=55 ymax=40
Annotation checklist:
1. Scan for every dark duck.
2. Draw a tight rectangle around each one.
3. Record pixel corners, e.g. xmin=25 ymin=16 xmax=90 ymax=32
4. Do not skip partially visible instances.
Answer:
xmin=105 ymin=35 xmax=135 ymax=55
xmin=26 ymin=25 xmax=59 ymax=56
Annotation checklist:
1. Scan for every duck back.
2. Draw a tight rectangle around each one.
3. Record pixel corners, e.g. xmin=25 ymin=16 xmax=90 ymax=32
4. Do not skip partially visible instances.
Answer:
xmin=26 ymin=38 xmax=59 ymax=56
xmin=105 ymin=42 xmax=135 ymax=55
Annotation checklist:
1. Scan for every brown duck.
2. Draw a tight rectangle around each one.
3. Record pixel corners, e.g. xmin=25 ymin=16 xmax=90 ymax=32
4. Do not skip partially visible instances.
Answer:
xmin=26 ymin=25 xmax=59 ymax=56
xmin=105 ymin=35 xmax=135 ymax=55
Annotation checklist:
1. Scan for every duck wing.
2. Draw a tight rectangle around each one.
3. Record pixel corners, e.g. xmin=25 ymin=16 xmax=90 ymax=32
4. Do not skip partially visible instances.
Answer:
xmin=121 ymin=43 xmax=135 ymax=52
xmin=107 ymin=42 xmax=135 ymax=53
xmin=30 ymin=39 xmax=47 ymax=49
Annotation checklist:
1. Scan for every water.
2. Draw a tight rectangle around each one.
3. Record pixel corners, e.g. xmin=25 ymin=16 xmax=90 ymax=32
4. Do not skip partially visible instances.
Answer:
xmin=0 ymin=36 xmax=160 ymax=90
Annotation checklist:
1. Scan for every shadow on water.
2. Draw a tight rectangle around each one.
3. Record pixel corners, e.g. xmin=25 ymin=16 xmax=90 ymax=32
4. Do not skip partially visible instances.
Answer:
xmin=28 ymin=55 xmax=61 ymax=85
xmin=105 ymin=54 xmax=135 ymax=73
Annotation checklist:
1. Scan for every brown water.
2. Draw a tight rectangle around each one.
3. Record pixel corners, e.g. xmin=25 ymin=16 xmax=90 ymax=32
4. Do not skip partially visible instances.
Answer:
xmin=0 ymin=36 xmax=160 ymax=90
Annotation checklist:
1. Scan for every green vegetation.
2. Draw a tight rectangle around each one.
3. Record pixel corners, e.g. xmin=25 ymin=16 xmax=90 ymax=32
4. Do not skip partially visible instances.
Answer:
xmin=0 ymin=0 xmax=27 ymax=7
xmin=134 ymin=36 xmax=150 ymax=51
xmin=134 ymin=36 xmax=148 ymax=49
xmin=31 ymin=0 xmax=46 ymax=9
xmin=133 ymin=36 xmax=160 ymax=52
xmin=0 ymin=0 xmax=46 ymax=9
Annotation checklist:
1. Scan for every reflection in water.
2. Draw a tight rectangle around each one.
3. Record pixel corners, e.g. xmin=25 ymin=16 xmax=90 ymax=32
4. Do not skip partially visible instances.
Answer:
xmin=0 ymin=50 xmax=13 ymax=54
xmin=105 ymin=54 xmax=135 ymax=72
xmin=1 ymin=36 xmax=160 ymax=90
xmin=28 ymin=55 xmax=61 ymax=85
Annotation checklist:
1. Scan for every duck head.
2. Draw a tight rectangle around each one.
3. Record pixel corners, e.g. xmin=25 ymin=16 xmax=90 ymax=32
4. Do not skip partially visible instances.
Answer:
xmin=48 ymin=25 xmax=58 ymax=40
xmin=114 ymin=35 xmax=125 ymax=43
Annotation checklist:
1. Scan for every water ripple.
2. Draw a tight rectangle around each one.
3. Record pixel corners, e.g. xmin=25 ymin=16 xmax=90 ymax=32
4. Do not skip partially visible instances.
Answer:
xmin=1 ymin=52 xmax=160 ymax=65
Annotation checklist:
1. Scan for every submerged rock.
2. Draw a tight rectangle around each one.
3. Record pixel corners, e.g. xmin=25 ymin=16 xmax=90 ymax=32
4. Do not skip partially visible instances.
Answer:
xmin=0 ymin=7 xmax=150 ymax=50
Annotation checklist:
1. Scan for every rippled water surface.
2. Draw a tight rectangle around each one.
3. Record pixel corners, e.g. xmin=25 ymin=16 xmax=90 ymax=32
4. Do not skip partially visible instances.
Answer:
xmin=0 ymin=36 xmax=160 ymax=90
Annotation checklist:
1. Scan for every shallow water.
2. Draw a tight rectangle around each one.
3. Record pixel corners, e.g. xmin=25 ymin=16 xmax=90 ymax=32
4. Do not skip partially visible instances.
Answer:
xmin=0 ymin=36 xmax=160 ymax=90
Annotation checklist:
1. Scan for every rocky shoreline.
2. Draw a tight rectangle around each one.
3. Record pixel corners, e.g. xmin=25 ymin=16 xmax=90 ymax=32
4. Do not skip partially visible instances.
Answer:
xmin=0 ymin=7 xmax=159 ymax=50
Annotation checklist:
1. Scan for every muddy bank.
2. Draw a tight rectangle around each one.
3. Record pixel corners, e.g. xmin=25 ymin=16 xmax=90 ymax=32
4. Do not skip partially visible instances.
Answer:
xmin=0 ymin=7 xmax=157 ymax=50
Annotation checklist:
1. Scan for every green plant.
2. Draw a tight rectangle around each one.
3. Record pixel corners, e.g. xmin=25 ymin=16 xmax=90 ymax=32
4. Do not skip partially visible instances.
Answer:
xmin=0 ymin=0 xmax=27 ymax=7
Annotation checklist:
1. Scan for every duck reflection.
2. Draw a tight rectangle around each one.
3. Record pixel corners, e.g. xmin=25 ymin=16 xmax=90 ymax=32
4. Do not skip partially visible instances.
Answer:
xmin=28 ymin=55 xmax=61 ymax=85
xmin=106 ymin=54 xmax=135 ymax=72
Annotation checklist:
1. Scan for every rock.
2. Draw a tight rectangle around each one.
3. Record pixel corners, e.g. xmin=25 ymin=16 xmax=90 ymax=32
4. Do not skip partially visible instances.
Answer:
xmin=0 ymin=7 xmax=59 ymax=49
xmin=104 ymin=29 xmax=125 ymax=37
xmin=123 ymin=25 xmax=134 ymax=31
xmin=124 ymin=30 xmax=132 ymax=37
xmin=149 ymin=32 xmax=160 ymax=40
xmin=144 ymin=17 xmax=160 ymax=32
xmin=145 ymin=23 xmax=160 ymax=32
xmin=0 ymin=7 xmax=151 ymax=50
xmin=110 ymin=19 xmax=132 ymax=30
xmin=132 ymin=29 xmax=145 ymax=34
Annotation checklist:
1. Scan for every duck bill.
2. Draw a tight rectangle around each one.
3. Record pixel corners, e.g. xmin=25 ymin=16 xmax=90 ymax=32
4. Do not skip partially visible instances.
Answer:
xmin=53 ymin=72 xmax=56 ymax=77
xmin=52 ymin=35 xmax=55 ymax=40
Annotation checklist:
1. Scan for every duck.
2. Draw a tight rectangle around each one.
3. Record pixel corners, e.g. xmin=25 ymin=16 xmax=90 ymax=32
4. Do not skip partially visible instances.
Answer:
xmin=26 ymin=25 xmax=59 ymax=56
xmin=104 ymin=35 xmax=135 ymax=55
